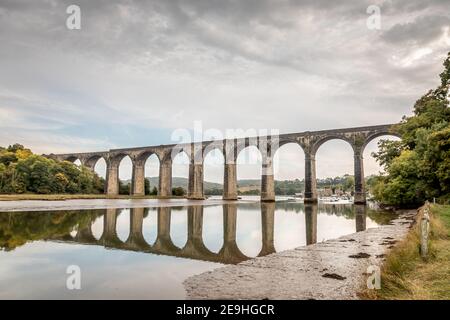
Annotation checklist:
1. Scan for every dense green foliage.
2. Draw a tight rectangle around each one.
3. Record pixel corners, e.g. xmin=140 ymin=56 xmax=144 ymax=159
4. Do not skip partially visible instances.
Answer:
xmin=372 ymin=52 xmax=450 ymax=206
xmin=0 ymin=144 xmax=104 ymax=194
xmin=119 ymin=180 xmax=130 ymax=195
xmin=206 ymin=187 xmax=223 ymax=195
xmin=172 ymin=186 xmax=186 ymax=196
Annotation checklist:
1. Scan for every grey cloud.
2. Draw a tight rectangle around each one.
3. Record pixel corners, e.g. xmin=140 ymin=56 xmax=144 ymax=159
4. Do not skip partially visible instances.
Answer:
xmin=381 ymin=0 xmax=450 ymax=15
xmin=381 ymin=15 xmax=450 ymax=46
xmin=0 ymin=0 xmax=449 ymax=177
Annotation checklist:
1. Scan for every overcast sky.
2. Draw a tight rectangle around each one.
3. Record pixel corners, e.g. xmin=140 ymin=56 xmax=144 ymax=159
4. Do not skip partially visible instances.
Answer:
xmin=0 ymin=0 xmax=449 ymax=181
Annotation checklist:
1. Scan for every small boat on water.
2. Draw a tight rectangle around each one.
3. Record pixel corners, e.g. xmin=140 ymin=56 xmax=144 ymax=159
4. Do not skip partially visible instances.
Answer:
xmin=319 ymin=195 xmax=353 ymax=204
xmin=330 ymin=196 xmax=339 ymax=202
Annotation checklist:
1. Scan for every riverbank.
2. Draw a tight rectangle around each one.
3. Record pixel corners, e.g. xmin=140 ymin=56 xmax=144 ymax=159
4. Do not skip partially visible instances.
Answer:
xmin=363 ymin=204 xmax=450 ymax=300
xmin=0 ymin=194 xmax=175 ymax=201
xmin=0 ymin=197 xmax=258 ymax=212
xmin=183 ymin=209 xmax=416 ymax=299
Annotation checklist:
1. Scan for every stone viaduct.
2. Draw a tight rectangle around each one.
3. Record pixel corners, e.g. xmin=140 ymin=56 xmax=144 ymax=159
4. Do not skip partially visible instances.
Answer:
xmin=49 ymin=203 xmax=368 ymax=264
xmin=46 ymin=124 xmax=399 ymax=204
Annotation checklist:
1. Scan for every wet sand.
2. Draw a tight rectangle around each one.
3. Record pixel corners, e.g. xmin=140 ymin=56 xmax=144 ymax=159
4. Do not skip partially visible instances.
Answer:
xmin=0 ymin=198 xmax=257 ymax=212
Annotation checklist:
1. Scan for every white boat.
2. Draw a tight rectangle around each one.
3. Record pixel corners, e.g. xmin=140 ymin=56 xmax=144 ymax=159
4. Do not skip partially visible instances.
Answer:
xmin=330 ymin=196 xmax=339 ymax=202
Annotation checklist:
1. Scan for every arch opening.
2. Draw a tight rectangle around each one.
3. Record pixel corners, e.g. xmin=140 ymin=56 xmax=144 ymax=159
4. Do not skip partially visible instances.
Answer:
xmin=116 ymin=209 xmax=130 ymax=242
xmin=273 ymin=143 xmax=305 ymax=198
xmin=363 ymin=135 xmax=401 ymax=176
xmin=315 ymin=139 xmax=354 ymax=199
xmin=363 ymin=135 xmax=401 ymax=199
xmin=172 ymin=151 xmax=190 ymax=197
xmin=118 ymin=155 xmax=132 ymax=195
xmin=144 ymin=154 xmax=160 ymax=196
xmin=274 ymin=205 xmax=305 ymax=252
xmin=203 ymin=148 xmax=224 ymax=198
xmin=202 ymin=205 xmax=224 ymax=253
xmin=142 ymin=208 xmax=158 ymax=246
xmin=170 ymin=207 xmax=188 ymax=249
xmin=236 ymin=146 xmax=262 ymax=199
xmin=91 ymin=214 xmax=104 ymax=240
xmin=94 ymin=157 xmax=107 ymax=179
xmin=236 ymin=205 xmax=262 ymax=258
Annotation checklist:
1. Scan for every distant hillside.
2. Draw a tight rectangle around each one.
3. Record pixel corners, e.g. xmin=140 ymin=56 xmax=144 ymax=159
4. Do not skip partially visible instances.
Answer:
xmin=121 ymin=175 xmax=355 ymax=195
xmin=236 ymin=179 xmax=261 ymax=188
xmin=146 ymin=177 xmax=222 ymax=190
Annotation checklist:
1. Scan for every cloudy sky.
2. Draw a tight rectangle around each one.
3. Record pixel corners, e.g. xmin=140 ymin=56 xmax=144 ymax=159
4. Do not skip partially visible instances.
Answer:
xmin=0 ymin=0 xmax=449 ymax=181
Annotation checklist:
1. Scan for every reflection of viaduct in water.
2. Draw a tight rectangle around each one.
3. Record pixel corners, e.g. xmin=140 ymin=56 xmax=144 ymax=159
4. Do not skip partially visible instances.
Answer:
xmin=52 ymin=204 xmax=367 ymax=264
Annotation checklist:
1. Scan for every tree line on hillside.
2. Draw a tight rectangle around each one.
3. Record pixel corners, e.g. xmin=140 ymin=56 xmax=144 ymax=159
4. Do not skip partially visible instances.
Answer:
xmin=371 ymin=52 xmax=450 ymax=207
xmin=0 ymin=144 xmax=104 ymax=194
xmin=237 ymin=176 xmax=356 ymax=196
xmin=119 ymin=175 xmax=357 ymax=196
xmin=118 ymin=179 xmax=185 ymax=196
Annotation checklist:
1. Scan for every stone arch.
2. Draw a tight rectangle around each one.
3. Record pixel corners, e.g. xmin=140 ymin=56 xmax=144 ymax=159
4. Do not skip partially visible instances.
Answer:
xmin=64 ymin=155 xmax=81 ymax=163
xmin=109 ymin=152 xmax=133 ymax=167
xmin=202 ymin=141 xmax=225 ymax=162
xmin=311 ymin=135 xmax=355 ymax=156
xmin=361 ymin=131 xmax=402 ymax=153
xmin=136 ymin=149 xmax=161 ymax=165
xmin=170 ymin=144 xmax=192 ymax=162
xmin=235 ymin=137 xmax=260 ymax=159
xmin=84 ymin=154 xmax=106 ymax=169
xmin=276 ymin=137 xmax=304 ymax=151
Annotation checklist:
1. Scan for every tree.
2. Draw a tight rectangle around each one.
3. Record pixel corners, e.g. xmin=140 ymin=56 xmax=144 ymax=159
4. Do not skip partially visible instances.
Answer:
xmin=150 ymin=186 xmax=158 ymax=196
xmin=372 ymin=52 xmax=450 ymax=206
xmin=0 ymin=152 xmax=18 ymax=166
xmin=119 ymin=181 xmax=130 ymax=195
xmin=144 ymin=178 xmax=151 ymax=195
xmin=54 ymin=172 xmax=69 ymax=193
xmin=172 ymin=187 xmax=185 ymax=196
xmin=0 ymin=144 xmax=105 ymax=195
xmin=371 ymin=140 xmax=403 ymax=171
xmin=342 ymin=175 xmax=355 ymax=192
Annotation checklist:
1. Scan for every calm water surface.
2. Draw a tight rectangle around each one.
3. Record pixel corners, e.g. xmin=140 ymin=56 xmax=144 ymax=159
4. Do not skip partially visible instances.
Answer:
xmin=0 ymin=200 xmax=395 ymax=299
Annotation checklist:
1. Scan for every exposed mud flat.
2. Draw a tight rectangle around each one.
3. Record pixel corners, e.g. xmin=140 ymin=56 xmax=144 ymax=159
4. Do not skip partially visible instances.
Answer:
xmin=0 ymin=198 xmax=256 ymax=212
xmin=184 ymin=210 xmax=416 ymax=300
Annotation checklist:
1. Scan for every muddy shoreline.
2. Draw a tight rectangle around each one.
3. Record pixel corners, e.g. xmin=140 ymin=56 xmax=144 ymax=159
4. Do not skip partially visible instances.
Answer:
xmin=184 ymin=210 xmax=416 ymax=300
xmin=0 ymin=198 xmax=257 ymax=212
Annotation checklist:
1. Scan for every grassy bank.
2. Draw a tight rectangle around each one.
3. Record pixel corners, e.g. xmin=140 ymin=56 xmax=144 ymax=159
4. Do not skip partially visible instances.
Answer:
xmin=0 ymin=194 xmax=183 ymax=201
xmin=364 ymin=204 xmax=450 ymax=300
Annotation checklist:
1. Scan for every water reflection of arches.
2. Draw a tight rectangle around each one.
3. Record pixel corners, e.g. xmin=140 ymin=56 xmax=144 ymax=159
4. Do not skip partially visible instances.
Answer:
xmin=50 ymin=206 xmax=252 ymax=264
xmin=49 ymin=203 xmax=366 ymax=265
